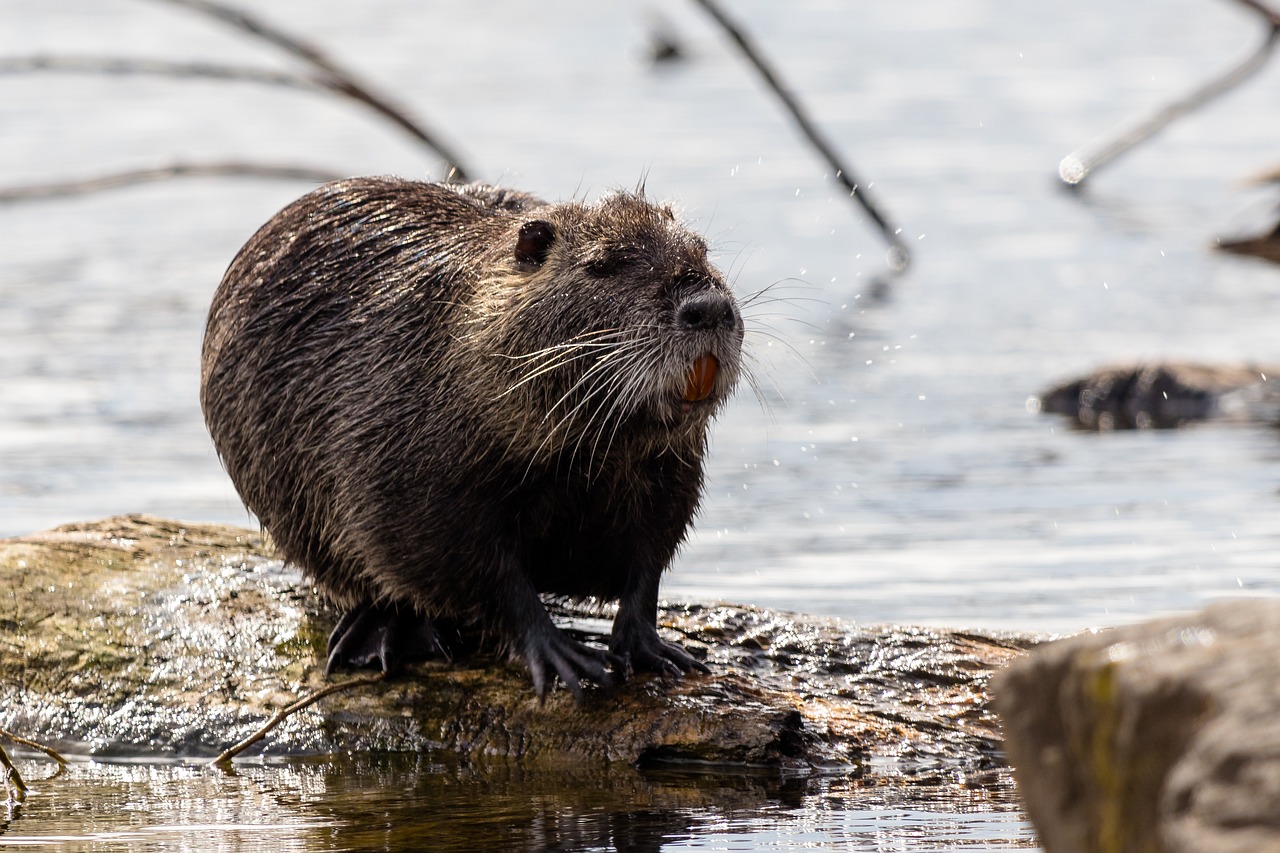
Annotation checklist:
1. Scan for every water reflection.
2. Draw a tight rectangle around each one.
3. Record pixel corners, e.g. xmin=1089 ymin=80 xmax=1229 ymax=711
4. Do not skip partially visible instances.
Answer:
xmin=0 ymin=754 xmax=1034 ymax=852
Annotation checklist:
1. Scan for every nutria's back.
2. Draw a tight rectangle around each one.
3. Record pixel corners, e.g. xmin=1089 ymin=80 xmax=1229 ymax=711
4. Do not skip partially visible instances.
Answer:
xmin=201 ymin=177 xmax=743 ymax=697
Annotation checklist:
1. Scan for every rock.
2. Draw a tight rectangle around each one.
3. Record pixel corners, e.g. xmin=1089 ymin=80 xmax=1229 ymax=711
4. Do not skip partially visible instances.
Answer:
xmin=993 ymin=599 xmax=1280 ymax=853
xmin=1035 ymin=361 xmax=1280 ymax=430
xmin=1217 ymin=221 xmax=1280 ymax=266
xmin=0 ymin=515 xmax=1037 ymax=781
xmin=1215 ymin=166 xmax=1280 ymax=265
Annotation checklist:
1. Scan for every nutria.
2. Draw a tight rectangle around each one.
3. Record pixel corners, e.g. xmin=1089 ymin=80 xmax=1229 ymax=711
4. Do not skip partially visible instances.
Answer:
xmin=200 ymin=177 xmax=743 ymax=699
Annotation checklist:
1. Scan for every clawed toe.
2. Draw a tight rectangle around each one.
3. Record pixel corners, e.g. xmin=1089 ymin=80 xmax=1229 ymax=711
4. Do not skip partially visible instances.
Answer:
xmin=611 ymin=629 xmax=708 ymax=681
xmin=521 ymin=627 xmax=620 ymax=702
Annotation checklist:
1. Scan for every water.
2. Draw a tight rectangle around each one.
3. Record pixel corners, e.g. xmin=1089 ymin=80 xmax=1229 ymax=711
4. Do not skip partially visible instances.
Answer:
xmin=3 ymin=0 xmax=1280 ymax=848
xmin=2 ymin=756 xmax=1036 ymax=852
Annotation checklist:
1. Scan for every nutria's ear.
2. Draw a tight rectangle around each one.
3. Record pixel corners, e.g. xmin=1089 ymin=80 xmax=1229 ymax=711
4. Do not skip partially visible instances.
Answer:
xmin=515 ymin=220 xmax=556 ymax=267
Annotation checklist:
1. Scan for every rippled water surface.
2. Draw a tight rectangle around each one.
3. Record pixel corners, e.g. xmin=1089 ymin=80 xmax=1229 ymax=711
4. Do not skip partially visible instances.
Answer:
xmin=2 ymin=756 xmax=1037 ymax=852
xmin=4 ymin=0 xmax=1280 ymax=848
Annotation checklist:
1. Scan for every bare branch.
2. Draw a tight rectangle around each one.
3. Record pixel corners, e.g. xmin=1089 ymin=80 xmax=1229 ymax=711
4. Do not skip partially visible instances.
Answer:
xmin=1233 ymin=0 xmax=1280 ymax=25
xmin=690 ymin=0 xmax=910 ymax=273
xmin=0 ymin=742 xmax=27 ymax=804
xmin=0 ymin=161 xmax=345 ymax=203
xmin=147 ymin=0 xmax=471 ymax=181
xmin=0 ymin=728 xmax=68 ymax=769
xmin=0 ymin=54 xmax=325 ymax=91
xmin=1060 ymin=0 xmax=1280 ymax=188
xmin=210 ymin=672 xmax=386 ymax=767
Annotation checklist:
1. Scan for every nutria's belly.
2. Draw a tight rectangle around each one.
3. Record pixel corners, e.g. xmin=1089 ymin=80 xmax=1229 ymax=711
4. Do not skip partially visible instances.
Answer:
xmin=521 ymin=530 xmax=630 ymax=601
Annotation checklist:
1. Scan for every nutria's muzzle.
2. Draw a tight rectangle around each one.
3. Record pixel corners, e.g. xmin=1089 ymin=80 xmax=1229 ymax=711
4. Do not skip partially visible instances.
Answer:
xmin=676 ymin=290 xmax=737 ymax=333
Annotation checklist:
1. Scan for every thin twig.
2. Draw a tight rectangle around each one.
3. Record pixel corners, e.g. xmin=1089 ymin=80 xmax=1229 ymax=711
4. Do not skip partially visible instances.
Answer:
xmin=148 ymin=0 xmax=472 ymax=181
xmin=0 ymin=161 xmax=345 ymax=202
xmin=0 ymin=728 xmax=68 ymax=768
xmin=0 ymin=742 xmax=28 ymax=803
xmin=0 ymin=55 xmax=325 ymax=91
xmin=690 ymin=0 xmax=910 ymax=273
xmin=1059 ymin=0 xmax=1280 ymax=188
xmin=210 ymin=672 xmax=386 ymax=767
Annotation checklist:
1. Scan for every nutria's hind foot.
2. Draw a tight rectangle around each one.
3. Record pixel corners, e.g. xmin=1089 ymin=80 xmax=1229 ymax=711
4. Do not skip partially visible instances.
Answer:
xmin=520 ymin=625 xmax=624 ymax=703
xmin=611 ymin=625 xmax=710 ymax=680
xmin=326 ymin=600 xmax=444 ymax=676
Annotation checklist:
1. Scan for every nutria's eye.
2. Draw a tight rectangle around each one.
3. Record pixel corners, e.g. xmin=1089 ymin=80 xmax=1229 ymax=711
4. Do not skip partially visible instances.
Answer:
xmin=674 ymin=268 xmax=709 ymax=290
xmin=585 ymin=256 xmax=622 ymax=278
xmin=585 ymin=253 xmax=648 ymax=278
xmin=515 ymin=220 xmax=556 ymax=267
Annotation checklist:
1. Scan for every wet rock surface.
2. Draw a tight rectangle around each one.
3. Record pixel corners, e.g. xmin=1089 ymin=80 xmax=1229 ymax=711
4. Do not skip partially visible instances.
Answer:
xmin=994 ymin=599 xmax=1280 ymax=853
xmin=1036 ymin=361 xmax=1280 ymax=430
xmin=1 ymin=516 xmax=1039 ymax=781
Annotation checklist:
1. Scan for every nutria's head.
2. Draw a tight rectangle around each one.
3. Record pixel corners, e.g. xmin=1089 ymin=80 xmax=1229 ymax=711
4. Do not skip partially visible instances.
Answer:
xmin=468 ymin=191 xmax=743 ymax=455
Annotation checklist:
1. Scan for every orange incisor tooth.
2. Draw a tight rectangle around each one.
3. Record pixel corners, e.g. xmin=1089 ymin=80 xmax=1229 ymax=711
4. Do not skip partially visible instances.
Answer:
xmin=683 ymin=354 xmax=719 ymax=402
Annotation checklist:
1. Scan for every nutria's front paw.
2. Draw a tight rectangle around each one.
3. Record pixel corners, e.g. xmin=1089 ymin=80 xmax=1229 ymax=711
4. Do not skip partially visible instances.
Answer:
xmin=519 ymin=627 xmax=623 ymax=702
xmin=610 ymin=626 xmax=710 ymax=679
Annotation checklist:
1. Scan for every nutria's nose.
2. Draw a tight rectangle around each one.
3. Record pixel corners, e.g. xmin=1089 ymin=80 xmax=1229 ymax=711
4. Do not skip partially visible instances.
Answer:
xmin=676 ymin=291 xmax=736 ymax=332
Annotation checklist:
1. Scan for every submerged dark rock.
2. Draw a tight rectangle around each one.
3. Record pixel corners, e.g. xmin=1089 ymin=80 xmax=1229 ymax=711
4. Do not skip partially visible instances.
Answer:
xmin=1036 ymin=361 xmax=1280 ymax=430
xmin=0 ymin=515 xmax=1037 ymax=780
xmin=1217 ymin=220 xmax=1280 ymax=266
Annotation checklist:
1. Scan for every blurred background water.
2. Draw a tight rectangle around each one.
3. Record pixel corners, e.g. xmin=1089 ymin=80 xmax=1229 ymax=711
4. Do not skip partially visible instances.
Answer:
xmin=4 ymin=0 xmax=1278 ymax=636
xmin=3 ymin=0 xmax=1280 ymax=848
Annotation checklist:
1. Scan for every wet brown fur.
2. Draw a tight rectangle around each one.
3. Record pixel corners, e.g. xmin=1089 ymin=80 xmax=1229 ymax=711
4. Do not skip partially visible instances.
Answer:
xmin=201 ymin=177 xmax=743 ymax=693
